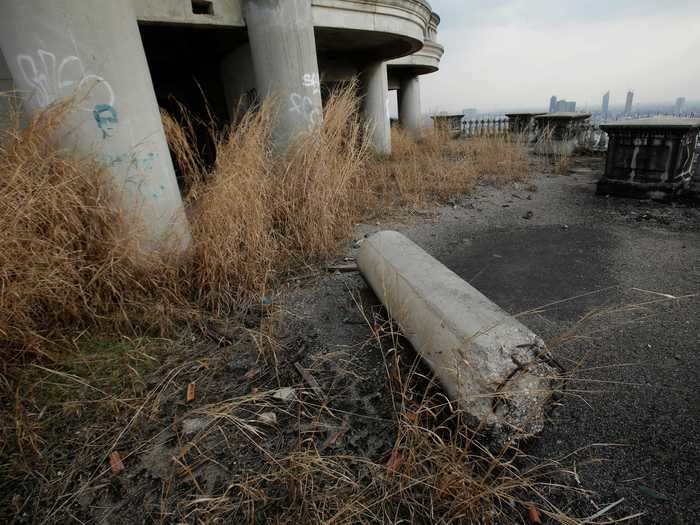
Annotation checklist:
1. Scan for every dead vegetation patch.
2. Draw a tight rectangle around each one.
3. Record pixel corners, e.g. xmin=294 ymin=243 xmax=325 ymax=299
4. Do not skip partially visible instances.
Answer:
xmin=0 ymin=84 xmax=530 ymax=363
xmin=0 ymin=86 xmax=545 ymax=523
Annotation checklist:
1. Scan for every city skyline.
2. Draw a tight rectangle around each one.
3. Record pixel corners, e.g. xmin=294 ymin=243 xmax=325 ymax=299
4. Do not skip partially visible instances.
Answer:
xmin=420 ymin=0 xmax=700 ymax=113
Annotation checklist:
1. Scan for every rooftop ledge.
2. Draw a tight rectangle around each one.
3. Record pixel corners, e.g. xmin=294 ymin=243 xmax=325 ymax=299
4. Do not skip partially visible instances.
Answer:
xmin=536 ymin=112 xmax=592 ymax=120
xmin=387 ymin=40 xmax=444 ymax=74
xmin=136 ymin=0 xmax=437 ymax=60
xmin=600 ymin=117 xmax=700 ymax=131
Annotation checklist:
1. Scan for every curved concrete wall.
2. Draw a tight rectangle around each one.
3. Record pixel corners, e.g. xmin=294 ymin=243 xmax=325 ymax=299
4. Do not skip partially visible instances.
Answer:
xmin=388 ymin=39 xmax=444 ymax=74
xmin=134 ymin=0 xmax=435 ymax=63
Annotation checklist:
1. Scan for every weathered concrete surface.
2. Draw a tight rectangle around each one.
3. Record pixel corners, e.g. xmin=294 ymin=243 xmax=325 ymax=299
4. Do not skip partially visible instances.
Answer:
xmin=397 ymin=75 xmax=422 ymax=136
xmin=0 ymin=49 xmax=15 ymax=129
xmin=243 ymin=0 xmax=323 ymax=151
xmin=598 ymin=117 xmax=700 ymax=199
xmin=357 ymin=230 xmax=559 ymax=442
xmin=361 ymin=62 xmax=392 ymax=155
xmin=135 ymin=0 xmax=432 ymax=57
xmin=0 ymin=0 xmax=190 ymax=252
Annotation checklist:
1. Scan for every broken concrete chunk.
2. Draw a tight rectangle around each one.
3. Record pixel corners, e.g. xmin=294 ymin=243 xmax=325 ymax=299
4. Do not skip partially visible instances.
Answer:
xmin=181 ymin=417 xmax=211 ymax=436
xmin=272 ymin=387 xmax=297 ymax=402
xmin=357 ymin=231 xmax=561 ymax=444
xmin=257 ymin=412 xmax=277 ymax=425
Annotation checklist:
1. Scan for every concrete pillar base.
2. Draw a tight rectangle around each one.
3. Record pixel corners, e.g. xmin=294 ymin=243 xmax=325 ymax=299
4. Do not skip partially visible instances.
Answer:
xmin=398 ymin=75 xmax=422 ymax=137
xmin=361 ymin=62 xmax=391 ymax=155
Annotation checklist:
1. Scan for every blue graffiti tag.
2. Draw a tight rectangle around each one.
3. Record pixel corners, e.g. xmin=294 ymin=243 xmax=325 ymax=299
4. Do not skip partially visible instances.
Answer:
xmin=93 ymin=103 xmax=118 ymax=138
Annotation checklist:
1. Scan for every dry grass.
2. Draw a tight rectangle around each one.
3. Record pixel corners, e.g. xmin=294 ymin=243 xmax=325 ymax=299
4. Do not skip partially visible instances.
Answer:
xmin=177 ymin=87 xmax=373 ymax=313
xmin=0 ymin=102 xmax=195 ymax=364
xmin=0 ymin=85 xmax=530 ymax=365
xmin=368 ymin=127 xmax=528 ymax=208
xmin=534 ymin=125 xmax=574 ymax=174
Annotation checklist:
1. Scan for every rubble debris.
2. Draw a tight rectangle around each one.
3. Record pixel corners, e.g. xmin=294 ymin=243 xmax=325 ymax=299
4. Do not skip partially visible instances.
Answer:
xmin=272 ymin=387 xmax=297 ymax=402
xmin=181 ymin=417 xmax=211 ymax=436
xmin=326 ymin=263 xmax=359 ymax=272
xmin=294 ymin=362 xmax=325 ymax=400
xmin=186 ymin=383 xmax=196 ymax=402
xmin=257 ymin=412 xmax=277 ymax=425
xmin=109 ymin=451 xmax=125 ymax=474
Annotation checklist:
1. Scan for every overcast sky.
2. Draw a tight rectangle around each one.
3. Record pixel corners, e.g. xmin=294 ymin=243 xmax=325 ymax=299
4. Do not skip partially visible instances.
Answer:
xmin=419 ymin=0 xmax=700 ymax=113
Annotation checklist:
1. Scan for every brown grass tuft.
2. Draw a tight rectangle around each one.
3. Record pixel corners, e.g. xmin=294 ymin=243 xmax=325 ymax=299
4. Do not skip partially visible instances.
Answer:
xmin=368 ymin=127 xmax=528 ymax=208
xmin=0 ymin=85 xmax=531 ymax=362
xmin=0 ymin=102 xmax=195 ymax=363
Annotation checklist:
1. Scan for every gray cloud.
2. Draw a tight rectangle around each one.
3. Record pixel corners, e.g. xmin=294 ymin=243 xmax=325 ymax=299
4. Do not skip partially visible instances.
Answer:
xmin=421 ymin=0 xmax=700 ymax=113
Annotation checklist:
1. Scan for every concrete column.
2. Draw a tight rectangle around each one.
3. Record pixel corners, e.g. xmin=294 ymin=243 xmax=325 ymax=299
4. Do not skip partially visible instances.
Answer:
xmin=0 ymin=0 xmax=190 ymax=253
xmin=0 ymin=49 xmax=16 ymax=129
xmin=361 ymin=61 xmax=391 ymax=155
xmin=398 ymin=75 xmax=422 ymax=137
xmin=243 ymin=0 xmax=323 ymax=151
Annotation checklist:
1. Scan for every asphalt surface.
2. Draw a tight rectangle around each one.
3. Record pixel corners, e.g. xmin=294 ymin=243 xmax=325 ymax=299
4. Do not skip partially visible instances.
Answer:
xmin=353 ymin=157 xmax=700 ymax=523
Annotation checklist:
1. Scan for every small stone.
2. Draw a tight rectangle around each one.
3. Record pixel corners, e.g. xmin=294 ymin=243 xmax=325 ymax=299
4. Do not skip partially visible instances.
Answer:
xmin=272 ymin=387 xmax=296 ymax=402
xmin=182 ymin=417 xmax=210 ymax=436
xmin=522 ymin=211 xmax=534 ymax=220
xmin=258 ymin=412 xmax=277 ymax=425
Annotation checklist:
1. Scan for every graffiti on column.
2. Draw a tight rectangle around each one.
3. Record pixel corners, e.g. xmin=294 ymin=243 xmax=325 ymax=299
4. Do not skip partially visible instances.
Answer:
xmin=17 ymin=49 xmax=115 ymax=111
xmin=289 ymin=72 xmax=322 ymax=132
xmin=16 ymin=48 xmax=168 ymax=200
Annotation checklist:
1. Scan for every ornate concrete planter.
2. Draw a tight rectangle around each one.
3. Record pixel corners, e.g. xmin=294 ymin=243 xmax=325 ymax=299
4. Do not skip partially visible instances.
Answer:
xmin=533 ymin=112 xmax=591 ymax=155
xmin=597 ymin=118 xmax=700 ymax=199
xmin=431 ymin=114 xmax=463 ymax=137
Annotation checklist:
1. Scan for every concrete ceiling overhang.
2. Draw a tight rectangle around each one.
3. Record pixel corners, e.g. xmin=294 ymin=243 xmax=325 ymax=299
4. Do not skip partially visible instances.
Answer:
xmin=135 ymin=0 xmax=434 ymax=62
xmin=387 ymin=39 xmax=444 ymax=75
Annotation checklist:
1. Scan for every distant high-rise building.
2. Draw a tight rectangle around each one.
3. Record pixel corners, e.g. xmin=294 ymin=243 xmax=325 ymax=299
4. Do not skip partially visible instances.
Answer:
xmin=549 ymin=96 xmax=557 ymax=113
xmin=602 ymin=91 xmax=610 ymax=117
xmin=624 ymin=91 xmax=634 ymax=115
xmin=674 ymin=97 xmax=686 ymax=114
xmin=555 ymin=99 xmax=576 ymax=112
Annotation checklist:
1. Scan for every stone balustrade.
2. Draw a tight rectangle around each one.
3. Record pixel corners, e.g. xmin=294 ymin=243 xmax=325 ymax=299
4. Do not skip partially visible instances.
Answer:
xmin=462 ymin=118 xmax=510 ymax=137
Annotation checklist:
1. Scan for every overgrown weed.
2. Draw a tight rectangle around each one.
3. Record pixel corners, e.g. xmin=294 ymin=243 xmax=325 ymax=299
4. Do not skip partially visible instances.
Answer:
xmin=1 ymin=86 xmax=531 ymax=363
xmin=0 ymin=88 xmax=534 ymax=520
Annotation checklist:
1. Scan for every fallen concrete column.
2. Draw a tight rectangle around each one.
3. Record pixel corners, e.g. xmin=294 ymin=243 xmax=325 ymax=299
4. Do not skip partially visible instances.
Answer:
xmin=361 ymin=61 xmax=391 ymax=155
xmin=358 ymin=231 xmax=559 ymax=443
xmin=0 ymin=0 xmax=191 ymax=254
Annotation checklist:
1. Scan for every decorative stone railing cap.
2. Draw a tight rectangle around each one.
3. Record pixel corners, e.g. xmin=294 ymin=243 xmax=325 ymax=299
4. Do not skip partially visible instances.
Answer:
xmin=431 ymin=114 xmax=465 ymax=119
xmin=535 ymin=112 xmax=592 ymax=120
xmin=600 ymin=117 xmax=700 ymax=132
xmin=505 ymin=112 xmax=547 ymax=118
